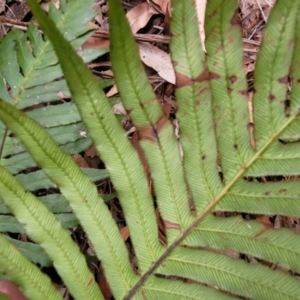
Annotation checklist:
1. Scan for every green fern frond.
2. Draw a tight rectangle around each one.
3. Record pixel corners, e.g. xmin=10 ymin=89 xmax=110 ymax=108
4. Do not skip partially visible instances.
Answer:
xmin=109 ymin=0 xmax=194 ymax=245
xmin=0 ymin=234 xmax=62 ymax=300
xmin=0 ymin=0 xmax=107 ymax=176
xmin=189 ymin=215 xmax=300 ymax=274
xmin=0 ymin=0 xmax=300 ymax=299
xmin=0 ymin=165 xmax=103 ymax=299
xmin=26 ymin=0 xmax=165 ymax=277
xmin=0 ymin=1 xmax=111 ymax=256
xmin=163 ymin=248 xmax=300 ymax=300
xmin=170 ymin=0 xmax=223 ymax=214
xmin=0 ymin=99 xmax=137 ymax=298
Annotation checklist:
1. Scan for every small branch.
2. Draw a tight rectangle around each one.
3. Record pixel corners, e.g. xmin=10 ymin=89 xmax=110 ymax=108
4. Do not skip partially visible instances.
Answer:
xmin=93 ymin=29 xmax=171 ymax=44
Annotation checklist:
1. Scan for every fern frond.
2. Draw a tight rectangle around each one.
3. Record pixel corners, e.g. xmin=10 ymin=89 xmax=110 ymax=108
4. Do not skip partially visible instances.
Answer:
xmin=26 ymin=0 xmax=164 ymax=276
xmin=0 ymin=166 xmax=103 ymax=299
xmin=217 ymin=180 xmax=300 ymax=216
xmin=125 ymin=0 xmax=300 ymax=296
xmin=162 ymin=248 xmax=300 ymax=300
xmin=0 ymin=234 xmax=62 ymax=300
xmin=205 ymin=0 xmax=254 ymax=182
xmin=188 ymin=215 xmax=300 ymax=274
xmin=0 ymin=0 xmax=100 ymax=108
xmin=0 ymin=0 xmax=106 ymax=174
xmin=109 ymin=0 xmax=194 ymax=244
xmin=170 ymin=0 xmax=223 ymax=213
xmin=5 ymin=236 xmax=51 ymax=267
xmin=140 ymin=277 xmax=234 ymax=299
xmin=0 ymin=99 xmax=137 ymax=298
xmin=253 ymin=1 xmax=299 ymax=143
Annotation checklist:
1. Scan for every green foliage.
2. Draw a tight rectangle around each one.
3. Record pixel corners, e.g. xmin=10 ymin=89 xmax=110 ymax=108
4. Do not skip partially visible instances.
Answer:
xmin=0 ymin=0 xmax=108 ymax=173
xmin=0 ymin=0 xmax=110 ymax=265
xmin=0 ymin=0 xmax=300 ymax=299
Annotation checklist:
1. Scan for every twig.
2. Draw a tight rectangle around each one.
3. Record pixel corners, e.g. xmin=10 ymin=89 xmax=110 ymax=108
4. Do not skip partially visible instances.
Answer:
xmin=243 ymin=38 xmax=260 ymax=46
xmin=0 ymin=16 xmax=30 ymax=27
xmin=94 ymin=29 xmax=170 ymax=44
xmin=255 ymin=0 xmax=267 ymax=22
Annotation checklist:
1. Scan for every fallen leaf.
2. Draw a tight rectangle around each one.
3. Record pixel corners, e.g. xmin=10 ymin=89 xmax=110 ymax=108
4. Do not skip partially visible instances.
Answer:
xmin=85 ymin=145 xmax=97 ymax=158
xmin=120 ymin=226 xmax=130 ymax=241
xmin=82 ymin=34 xmax=110 ymax=50
xmin=98 ymin=264 xmax=113 ymax=299
xmin=256 ymin=215 xmax=273 ymax=226
xmin=0 ymin=280 xmax=27 ymax=300
xmin=113 ymin=102 xmax=127 ymax=115
xmin=126 ymin=2 xmax=158 ymax=34
xmin=150 ymin=0 xmax=171 ymax=15
xmin=72 ymin=154 xmax=90 ymax=168
xmin=106 ymin=84 xmax=119 ymax=97
xmin=138 ymin=42 xmax=175 ymax=84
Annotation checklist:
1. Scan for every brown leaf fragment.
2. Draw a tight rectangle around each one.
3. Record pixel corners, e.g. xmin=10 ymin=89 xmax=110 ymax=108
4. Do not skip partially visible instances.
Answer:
xmin=161 ymin=101 xmax=172 ymax=117
xmin=230 ymin=10 xmax=241 ymax=25
xmin=278 ymin=75 xmax=289 ymax=84
xmin=84 ymin=155 xmax=101 ymax=169
xmin=150 ymin=0 xmax=171 ymax=15
xmin=164 ymin=83 xmax=175 ymax=97
xmin=56 ymin=91 xmax=69 ymax=99
xmin=196 ymin=68 xmax=211 ymax=82
xmin=138 ymin=42 xmax=175 ymax=84
xmin=175 ymin=68 xmax=211 ymax=88
xmin=98 ymin=264 xmax=113 ymax=299
xmin=137 ymin=126 xmax=158 ymax=143
xmin=174 ymin=72 xmax=194 ymax=87
xmin=285 ymin=217 xmax=300 ymax=233
xmin=85 ymin=145 xmax=98 ymax=158
xmin=239 ymin=89 xmax=248 ymax=96
xmin=163 ymin=220 xmax=181 ymax=230
xmin=256 ymin=215 xmax=273 ymax=227
xmin=82 ymin=34 xmax=110 ymax=50
xmin=209 ymin=71 xmax=221 ymax=80
xmin=155 ymin=115 xmax=169 ymax=132
xmin=72 ymin=154 xmax=90 ymax=168
xmin=156 ymin=208 xmax=167 ymax=246
xmin=127 ymin=2 xmax=158 ymax=34
xmin=268 ymin=94 xmax=276 ymax=102
xmin=229 ymin=75 xmax=237 ymax=84
xmin=120 ymin=226 xmax=130 ymax=241
xmin=0 ymin=280 xmax=27 ymax=300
